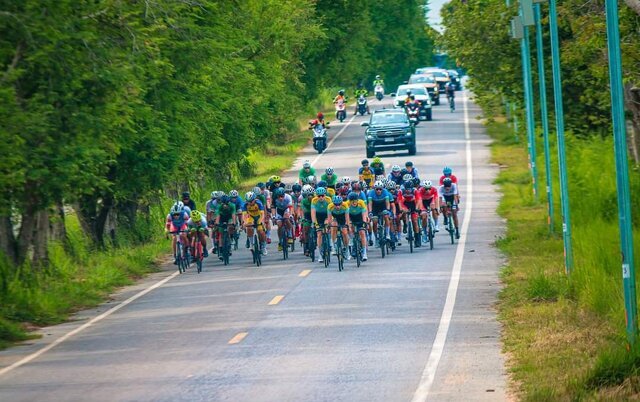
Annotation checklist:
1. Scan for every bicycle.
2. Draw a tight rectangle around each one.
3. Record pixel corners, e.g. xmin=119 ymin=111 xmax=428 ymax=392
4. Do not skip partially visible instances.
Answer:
xmin=303 ymin=220 xmax=316 ymax=262
xmin=333 ymin=224 xmax=348 ymax=272
xmin=218 ymin=224 xmax=232 ymax=266
xmin=374 ymin=213 xmax=390 ymax=258
xmin=172 ymin=231 xmax=190 ymax=274
xmin=404 ymin=212 xmax=416 ymax=253
xmin=248 ymin=222 xmax=263 ymax=267
xmin=442 ymin=202 xmax=457 ymax=244
xmin=351 ymin=222 xmax=367 ymax=267
xmin=448 ymin=94 xmax=455 ymax=112
xmin=191 ymin=230 xmax=206 ymax=273
xmin=422 ymin=207 xmax=436 ymax=250
xmin=318 ymin=224 xmax=331 ymax=268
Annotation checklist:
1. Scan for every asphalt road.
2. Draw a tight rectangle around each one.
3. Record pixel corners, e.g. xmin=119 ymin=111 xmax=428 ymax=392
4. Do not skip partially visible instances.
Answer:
xmin=0 ymin=92 xmax=509 ymax=401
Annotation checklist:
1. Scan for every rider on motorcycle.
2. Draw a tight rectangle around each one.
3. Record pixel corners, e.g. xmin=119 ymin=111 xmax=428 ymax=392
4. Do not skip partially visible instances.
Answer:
xmin=373 ymin=75 xmax=385 ymax=88
xmin=308 ymin=112 xmax=327 ymax=129
xmin=333 ymin=89 xmax=347 ymax=104
xmin=354 ymin=85 xmax=370 ymax=115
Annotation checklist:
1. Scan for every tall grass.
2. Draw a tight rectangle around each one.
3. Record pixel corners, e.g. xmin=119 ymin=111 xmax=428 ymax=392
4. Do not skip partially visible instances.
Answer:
xmin=491 ymin=120 xmax=640 ymax=399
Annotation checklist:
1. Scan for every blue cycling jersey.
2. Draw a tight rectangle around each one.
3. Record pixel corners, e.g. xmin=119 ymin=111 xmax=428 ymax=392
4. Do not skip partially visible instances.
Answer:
xmin=367 ymin=189 xmax=390 ymax=204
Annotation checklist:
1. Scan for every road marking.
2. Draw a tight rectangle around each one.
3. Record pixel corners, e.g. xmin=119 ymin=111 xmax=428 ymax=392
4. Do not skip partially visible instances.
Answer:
xmin=268 ymin=295 xmax=285 ymax=305
xmin=0 ymin=270 xmax=180 ymax=378
xmin=310 ymin=109 xmax=358 ymax=166
xmin=411 ymin=91 xmax=474 ymax=402
xmin=299 ymin=269 xmax=312 ymax=277
xmin=228 ymin=332 xmax=248 ymax=344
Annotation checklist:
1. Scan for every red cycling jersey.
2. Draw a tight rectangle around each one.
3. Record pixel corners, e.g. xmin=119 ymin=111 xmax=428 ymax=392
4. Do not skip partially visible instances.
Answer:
xmin=439 ymin=174 xmax=458 ymax=186
xmin=418 ymin=187 xmax=438 ymax=203
xmin=397 ymin=188 xmax=422 ymax=210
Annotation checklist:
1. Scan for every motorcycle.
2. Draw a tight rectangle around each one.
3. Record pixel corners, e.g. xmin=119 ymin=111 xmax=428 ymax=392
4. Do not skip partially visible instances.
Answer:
xmin=406 ymin=103 xmax=419 ymax=125
xmin=311 ymin=123 xmax=328 ymax=154
xmin=335 ymin=99 xmax=347 ymax=122
xmin=375 ymin=84 xmax=384 ymax=101
xmin=357 ymin=95 xmax=368 ymax=116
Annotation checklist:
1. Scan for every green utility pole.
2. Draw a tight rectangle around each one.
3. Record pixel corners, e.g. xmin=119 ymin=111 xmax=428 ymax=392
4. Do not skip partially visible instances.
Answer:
xmin=518 ymin=3 xmax=538 ymax=200
xmin=534 ymin=2 xmax=554 ymax=233
xmin=548 ymin=0 xmax=574 ymax=273
xmin=604 ymin=0 xmax=638 ymax=345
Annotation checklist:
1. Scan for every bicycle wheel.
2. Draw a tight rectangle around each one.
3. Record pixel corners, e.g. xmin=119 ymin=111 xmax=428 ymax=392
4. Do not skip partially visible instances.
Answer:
xmin=354 ymin=234 xmax=362 ymax=268
xmin=223 ymin=233 xmax=230 ymax=266
xmin=254 ymin=234 xmax=262 ymax=267
xmin=448 ymin=217 xmax=455 ymax=244
xmin=407 ymin=223 xmax=414 ymax=254
xmin=428 ymin=221 xmax=434 ymax=250
xmin=336 ymin=237 xmax=344 ymax=272
xmin=282 ymin=230 xmax=288 ymax=260
xmin=322 ymin=233 xmax=331 ymax=267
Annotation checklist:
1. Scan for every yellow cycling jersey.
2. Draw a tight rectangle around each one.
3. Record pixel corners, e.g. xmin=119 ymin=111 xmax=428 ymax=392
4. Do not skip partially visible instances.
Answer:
xmin=328 ymin=201 xmax=349 ymax=215
xmin=348 ymin=199 xmax=368 ymax=215
xmin=327 ymin=187 xmax=336 ymax=197
xmin=243 ymin=200 xmax=264 ymax=217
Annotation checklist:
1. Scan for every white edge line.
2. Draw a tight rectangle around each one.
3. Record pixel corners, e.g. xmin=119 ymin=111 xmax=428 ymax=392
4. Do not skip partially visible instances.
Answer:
xmin=310 ymin=107 xmax=358 ymax=166
xmin=0 ymin=271 xmax=180 ymax=377
xmin=411 ymin=91 xmax=474 ymax=402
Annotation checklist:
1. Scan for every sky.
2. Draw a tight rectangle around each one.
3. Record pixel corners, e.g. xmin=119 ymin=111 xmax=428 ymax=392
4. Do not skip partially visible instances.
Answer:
xmin=427 ymin=0 xmax=448 ymax=32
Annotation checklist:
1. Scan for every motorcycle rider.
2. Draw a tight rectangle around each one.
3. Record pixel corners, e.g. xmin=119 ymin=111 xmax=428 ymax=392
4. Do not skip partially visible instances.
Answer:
xmin=308 ymin=112 xmax=327 ymax=129
xmin=404 ymin=94 xmax=420 ymax=119
xmin=333 ymin=89 xmax=348 ymax=119
xmin=373 ymin=75 xmax=385 ymax=88
xmin=354 ymin=85 xmax=370 ymax=115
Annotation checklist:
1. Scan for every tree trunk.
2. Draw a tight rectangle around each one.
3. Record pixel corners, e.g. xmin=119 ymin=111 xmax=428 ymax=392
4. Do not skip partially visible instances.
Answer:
xmin=75 ymin=193 xmax=114 ymax=248
xmin=625 ymin=85 xmax=640 ymax=166
xmin=0 ymin=215 xmax=17 ymax=265
xmin=49 ymin=202 xmax=67 ymax=243
xmin=31 ymin=209 xmax=49 ymax=267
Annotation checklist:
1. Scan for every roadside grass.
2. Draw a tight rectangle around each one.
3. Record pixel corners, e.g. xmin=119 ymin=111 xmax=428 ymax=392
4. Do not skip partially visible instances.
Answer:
xmin=489 ymin=120 xmax=640 ymax=400
xmin=0 ymin=94 xmax=339 ymax=349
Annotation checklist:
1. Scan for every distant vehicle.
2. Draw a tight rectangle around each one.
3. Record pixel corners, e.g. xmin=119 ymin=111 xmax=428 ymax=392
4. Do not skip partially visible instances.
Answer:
xmin=415 ymin=67 xmax=450 ymax=92
xmin=361 ymin=108 xmax=416 ymax=158
xmin=447 ymin=69 xmax=462 ymax=91
xmin=408 ymin=74 xmax=440 ymax=105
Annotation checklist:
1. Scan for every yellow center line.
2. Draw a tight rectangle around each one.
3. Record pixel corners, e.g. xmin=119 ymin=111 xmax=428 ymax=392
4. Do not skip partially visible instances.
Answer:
xmin=268 ymin=295 xmax=285 ymax=305
xmin=228 ymin=332 xmax=248 ymax=345
xmin=299 ymin=269 xmax=312 ymax=277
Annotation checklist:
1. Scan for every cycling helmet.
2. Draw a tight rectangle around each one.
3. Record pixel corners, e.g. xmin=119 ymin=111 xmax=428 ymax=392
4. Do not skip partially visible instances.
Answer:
xmin=256 ymin=182 xmax=266 ymax=189
xmin=245 ymin=191 xmax=256 ymax=202
xmin=181 ymin=191 xmax=190 ymax=199
xmin=380 ymin=177 xmax=389 ymax=185
xmin=218 ymin=191 xmax=226 ymax=198
xmin=374 ymin=180 xmax=384 ymax=189
xmin=403 ymin=181 xmax=414 ymax=189
xmin=229 ymin=189 xmax=239 ymax=198
xmin=317 ymin=112 xmax=324 ymax=119
xmin=391 ymin=165 xmax=401 ymax=173
xmin=252 ymin=186 xmax=262 ymax=195
xmin=376 ymin=74 xmax=381 ymax=79
xmin=443 ymin=178 xmax=453 ymax=187
xmin=210 ymin=191 xmax=218 ymax=199
xmin=220 ymin=195 xmax=230 ymax=204
xmin=422 ymin=180 xmax=432 ymax=189
xmin=170 ymin=203 xmax=183 ymax=215
xmin=269 ymin=175 xmax=281 ymax=183
xmin=412 ymin=177 xmax=420 ymax=186
xmin=361 ymin=159 xmax=369 ymax=166
xmin=306 ymin=175 xmax=316 ymax=184
xmin=403 ymin=173 xmax=414 ymax=182
xmin=348 ymin=192 xmax=359 ymax=201
xmin=443 ymin=166 xmax=452 ymax=175
xmin=303 ymin=160 xmax=311 ymax=169
xmin=317 ymin=180 xmax=327 ymax=188
xmin=176 ymin=201 xmax=185 ymax=210
xmin=284 ymin=183 xmax=293 ymax=192
xmin=302 ymin=184 xmax=314 ymax=195
xmin=292 ymin=183 xmax=302 ymax=193
xmin=405 ymin=161 xmax=414 ymax=167
xmin=315 ymin=187 xmax=327 ymax=196
xmin=342 ymin=176 xmax=351 ymax=184
xmin=373 ymin=156 xmax=382 ymax=164
xmin=338 ymin=90 xmax=345 ymax=96
xmin=385 ymin=181 xmax=396 ymax=190
xmin=332 ymin=195 xmax=343 ymax=204
xmin=274 ymin=188 xmax=285 ymax=197
xmin=325 ymin=167 xmax=334 ymax=175
xmin=190 ymin=210 xmax=201 ymax=220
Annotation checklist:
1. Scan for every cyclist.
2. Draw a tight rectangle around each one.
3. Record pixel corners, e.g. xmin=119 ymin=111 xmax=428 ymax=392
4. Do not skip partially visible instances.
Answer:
xmin=439 ymin=166 xmax=459 ymax=186
xmin=439 ymin=178 xmax=460 ymax=239
xmin=228 ymin=190 xmax=244 ymax=228
xmin=271 ymin=187 xmax=294 ymax=252
xmin=321 ymin=167 xmax=339 ymax=190
xmin=305 ymin=175 xmax=317 ymax=187
xmin=187 ymin=210 xmax=209 ymax=260
xmin=386 ymin=180 xmax=402 ymax=245
xmin=359 ymin=159 xmax=375 ymax=187
xmin=255 ymin=183 xmax=272 ymax=245
xmin=165 ymin=202 xmax=190 ymax=265
xmin=417 ymin=180 xmax=440 ymax=232
xmin=371 ymin=156 xmax=385 ymax=177
xmin=367 ymin=180 xmax=392 ymax=245
xmin=214 ymin=195 xmax=237 ymax=258
xmin=311 ymin=187 xmax=331 ymax=263
xmin=328 ymin=195 xmax=351 ymax=259
xmin=299 ymin=185 xmax=315 ymax=256
xmin=267 ymin=175 xmax=284 ymax=193
xmin=243 ymin=191 xmax=268 ymax=255
xmin=445 ymin=81 xmax=455 ymax=110
xmin=182 ymin=191 xmax=196 ymax=211
xmin=387 ymin=165 xmax=404 ymax=186
xmin=291 ymin=183 xmax=303 ymax=239
xmin=298 ymin=161 xmax=316 ymax=185
xmin=347 ymin=192 xmax=369 ymax=261
xmin=205 ymin=191 xmax=220 ymax=231
xmin=397 ymin=180 xmax=422 ymax=248
xmin=401 ymin=161 xmax=420 ymax=179
xmin=317 ymin=180 xmax=336 ymax=198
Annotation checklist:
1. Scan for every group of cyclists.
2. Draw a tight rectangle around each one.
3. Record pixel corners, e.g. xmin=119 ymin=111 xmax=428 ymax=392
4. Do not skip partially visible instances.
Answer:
xmin=164 ymin=157 xmax=461 ymax=269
